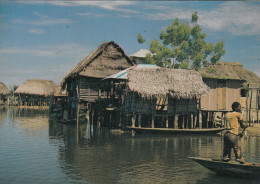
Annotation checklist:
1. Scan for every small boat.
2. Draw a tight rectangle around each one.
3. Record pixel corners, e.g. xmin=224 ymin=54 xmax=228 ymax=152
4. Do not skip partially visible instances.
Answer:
xmin=189 ymin=157 xmax=260 ymax=178
xmin=126 ymin=126 xmax=225 ymax=134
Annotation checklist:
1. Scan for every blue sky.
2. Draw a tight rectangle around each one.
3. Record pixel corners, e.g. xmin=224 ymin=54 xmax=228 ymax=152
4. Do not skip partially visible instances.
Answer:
xmin=0 ymin=1 xmax=260 ymax=87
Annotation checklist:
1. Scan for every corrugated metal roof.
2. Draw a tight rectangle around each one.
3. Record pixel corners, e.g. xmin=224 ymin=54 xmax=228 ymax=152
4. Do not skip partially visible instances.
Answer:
xmin=104 ymin=64 xmax=160 ymax=80
xmin=130 ymin=49 xmax=152 ymax=58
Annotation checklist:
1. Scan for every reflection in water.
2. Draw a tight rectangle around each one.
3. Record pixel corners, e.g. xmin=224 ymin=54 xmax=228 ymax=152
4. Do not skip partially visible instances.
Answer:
xmin=48 ymin=120 xmax=260 ymax=184
xmin=0 ymin=108 xmax=260 ymax=184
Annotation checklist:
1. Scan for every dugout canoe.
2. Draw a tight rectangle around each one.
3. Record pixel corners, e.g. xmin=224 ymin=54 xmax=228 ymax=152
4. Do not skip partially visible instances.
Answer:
xmin=189 ymin=157 xmax=260 ymax=178
xmin=126 ymin=126 xmax=225 ymax=134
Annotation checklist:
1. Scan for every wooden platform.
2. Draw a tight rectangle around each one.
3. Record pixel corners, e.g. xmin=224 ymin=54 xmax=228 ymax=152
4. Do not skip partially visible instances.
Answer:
xmin=126 ymin=126 xmax=225 ymax=134
xmin=189 ymin=157 xmax=260 ymax=178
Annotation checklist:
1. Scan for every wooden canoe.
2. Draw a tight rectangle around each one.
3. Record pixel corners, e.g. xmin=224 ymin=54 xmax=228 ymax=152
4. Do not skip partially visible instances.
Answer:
xmin=189 ymin=157 xmax=260 ymax=178
xmin=126 ymin=126 xmax=225 ymax=134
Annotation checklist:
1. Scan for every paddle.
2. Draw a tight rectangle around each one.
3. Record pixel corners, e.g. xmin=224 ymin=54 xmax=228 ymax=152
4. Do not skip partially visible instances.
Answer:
xmin=239 ymin=127 xmax=247 ymax=138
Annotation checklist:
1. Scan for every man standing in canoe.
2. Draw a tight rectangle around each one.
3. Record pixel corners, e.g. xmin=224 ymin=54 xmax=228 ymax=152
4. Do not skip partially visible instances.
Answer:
xmin=222 ymin=102 xmax=248 ymax=164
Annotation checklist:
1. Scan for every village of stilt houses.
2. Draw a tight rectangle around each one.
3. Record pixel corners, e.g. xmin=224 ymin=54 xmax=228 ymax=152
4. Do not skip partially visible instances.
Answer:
xmin=1 ymin=41 xmax=260 ymax=134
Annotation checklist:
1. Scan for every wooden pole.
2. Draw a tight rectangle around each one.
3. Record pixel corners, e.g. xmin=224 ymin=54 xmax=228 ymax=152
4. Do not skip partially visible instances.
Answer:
xmin=191 ymin=114 xmax=193 ymax=129
xmin=138 ymin=114 xmax=142 ymax=128
xmin=249 ymin=88 xmax=253 ymax=126
xmin=257 ymin=89 xmax=259 ymax=124
xmin=131 ymin=114 xmax=136 ymax=128
xmin=165 ymin=115 xmax=168 ymax=128
xmin=194 ymin=114 xmax=197 ymax=128
xmin=77 ymin=101 xmax=80 ymax=127
xmin=199 ymin=111 xmax=202 ymax=129
xmin=182 ymin=114 xmax=185 ymax=129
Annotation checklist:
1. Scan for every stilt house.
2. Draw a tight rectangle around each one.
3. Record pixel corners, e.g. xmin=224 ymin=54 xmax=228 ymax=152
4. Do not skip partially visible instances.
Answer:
xmin=130 ymin=49 xmax=152 ymax=64
xmin=15 ymin=79 xmax=58 ymax=107
xmin=59 ymin=41 xmax=135 ymax=122
xmin=199 ymin=62 xmax=260 ymax=123
xmin=125 ymin=68 xmax=210 ymax=129
xmin=0 ymin=82 xmax=9 ymax=105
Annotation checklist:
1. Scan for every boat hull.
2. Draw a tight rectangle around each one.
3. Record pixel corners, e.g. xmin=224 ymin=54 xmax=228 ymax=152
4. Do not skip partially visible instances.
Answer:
xmin=189 ymin=157 xmax=260 ymax=178
xmin=126 ymin=126 xmax=225 ymax=134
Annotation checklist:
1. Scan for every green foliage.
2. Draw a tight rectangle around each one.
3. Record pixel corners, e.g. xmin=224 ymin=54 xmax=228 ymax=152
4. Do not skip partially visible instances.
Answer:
xmin=179 ymin=60 xmax=189 ymax=69
xmin=192 ymin=11 xmax=199 ymax=24
xmin=207 ymin=67 xmax=217 ymax=74
xmin=8 ymin=84 xmax=18 ymax=97
xmin=137 ymin=33 xmax=146 ymax=44
xmin=143 ymin=12 xmax=225 ymax=68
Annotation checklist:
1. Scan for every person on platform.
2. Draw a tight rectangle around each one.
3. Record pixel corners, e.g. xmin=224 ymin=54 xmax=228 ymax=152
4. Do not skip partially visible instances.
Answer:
xmin=222 ymin=102 xmax=248 ymax=164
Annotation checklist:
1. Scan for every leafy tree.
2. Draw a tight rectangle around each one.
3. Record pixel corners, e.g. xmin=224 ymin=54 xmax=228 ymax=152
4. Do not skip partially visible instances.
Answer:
xmin=9 ymin=84 xmax=18 ymax=97
xmin=144 ymin=12 xmax=225 ymax=69
xmin=137 ymin=33 xmax=146 ymax=44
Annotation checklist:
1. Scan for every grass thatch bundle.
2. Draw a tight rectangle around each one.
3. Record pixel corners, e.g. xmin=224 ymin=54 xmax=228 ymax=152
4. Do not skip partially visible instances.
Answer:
xmin=127 ymin=68 xmax=210 ymax=99
xmin=61 ymin=41 xmax=134 ymax=86
xmin=0 ymin=82 xmax=9 ymax=95
xmin=15 ymin=79 xmax=58 ymax=96
xmin=199 ymin=62 xmax=260 ymax=86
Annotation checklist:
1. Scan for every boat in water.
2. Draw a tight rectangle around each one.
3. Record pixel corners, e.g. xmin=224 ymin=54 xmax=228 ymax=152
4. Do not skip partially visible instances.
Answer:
xmin=127 ymin=127 xmax=225 ymax=134
xmin=189 ymin=157 xmax=260 ymax=178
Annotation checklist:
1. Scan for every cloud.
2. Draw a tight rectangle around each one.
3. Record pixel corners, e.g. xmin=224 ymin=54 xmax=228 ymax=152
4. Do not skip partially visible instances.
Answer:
xmin=28 ymin=28 xmax=45 ymax=34
xmin=143 ymin=2 xmax=260 ymax=36
xmin=0 ymin=44 xmax=92 ymax=57
xmin=21 ymin=1 xmax=138 ymax=14
xmin=76 ymin=12 xmax=106 ymax=18
xmin=12 ymin=18 xmax=72 ymax=26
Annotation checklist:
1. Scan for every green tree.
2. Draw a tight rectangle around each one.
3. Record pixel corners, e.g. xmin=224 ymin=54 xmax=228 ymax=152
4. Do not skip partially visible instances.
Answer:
xmin=144 ymin=12 xmax=225 ymax=69
xmin=137 ymin=33 xmax=146 ymax=44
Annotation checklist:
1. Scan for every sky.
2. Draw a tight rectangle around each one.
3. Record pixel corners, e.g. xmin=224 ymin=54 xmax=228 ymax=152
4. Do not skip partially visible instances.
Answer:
xmin=0 ymin=1 xmax=260 ymax=88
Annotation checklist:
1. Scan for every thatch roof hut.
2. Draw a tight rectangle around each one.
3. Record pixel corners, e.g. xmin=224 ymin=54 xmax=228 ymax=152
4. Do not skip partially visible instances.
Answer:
xmin=0 ymin=82 xmax=9 ymax=95
xmin=15 ymin=79 xmax=58 ymax=96
xmin=199 ymin=62 xmax=260 ymax=87
xmin=61 ymin=41 xmax=134 ymax=87
xmin=127 ymin=68 xmax=210 ymax=99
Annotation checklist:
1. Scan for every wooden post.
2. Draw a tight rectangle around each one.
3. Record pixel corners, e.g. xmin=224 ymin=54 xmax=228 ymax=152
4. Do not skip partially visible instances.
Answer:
xmin=138 ymin=114 xmax=142 ymax=128
xmin=131 ymin=114 xmax=136 ymax=128
xmin=191 ymin=114 xmax=193 ymax=129
xmin=182 ymin=114 xmax=185 ymax=129
xmin=194 ymin=114 xmax=197 ymax=128
xmin=165 ymin=115 xmax=168 ymax=128
xmin=49 ymin=95 xmax=54 ymax=114
xmin=246 ymin=89 xmax=249 ymax=123
xmin=249 ymin=88 xmax=253 ymax=126
xmin=77 ymin=101 xmax=80 ymax=127
xmin=174 ymin=114 xmax=178 ymax=129
xmin=257 ymin=89 xmax=259 ymax=124
xmin=199 ymin=111 xmax=202 ymax=129
xmin=151 ymin=114 xmax=155 ymax=128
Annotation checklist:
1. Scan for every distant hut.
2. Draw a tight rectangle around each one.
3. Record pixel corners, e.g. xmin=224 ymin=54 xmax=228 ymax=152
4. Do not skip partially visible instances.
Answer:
xmin=15 ymin=79 xmax=58 ymax=107
xmin=199 ymin=62 xmax=260 ymax=123
xmin=130 ymin=49 xmax=152 ymax=64
xmin=59 ymin=41 xmax=135 ymax=123
xmin=0 ymin=82 xmax=9 ymax=105
xmin=125 ymin=68 xmax=210 ymax=129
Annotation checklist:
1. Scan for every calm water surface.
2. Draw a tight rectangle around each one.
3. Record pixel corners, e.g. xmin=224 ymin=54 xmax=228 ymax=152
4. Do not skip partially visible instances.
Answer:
xmin=0 ymin=107 xmax=260 ymax=184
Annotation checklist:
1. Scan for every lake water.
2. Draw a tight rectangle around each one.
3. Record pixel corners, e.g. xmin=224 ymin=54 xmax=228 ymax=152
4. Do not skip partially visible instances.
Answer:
xmin=0 ymin=107 xmax=260 ymax=184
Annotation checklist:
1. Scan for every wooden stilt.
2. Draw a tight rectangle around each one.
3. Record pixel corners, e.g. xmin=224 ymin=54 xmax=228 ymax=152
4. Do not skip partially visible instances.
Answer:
xmin=77 ymin=101 xmax=80 ymax=127
xmin=182 ymin=114 xmax=185 ymax=129
xmin=151 ymin=114 xmax=155 ymax=128
xmin=191 ymin=114 xmax=193 ymax=129
xmin=138 ymin=114 xmax=142 ymax=128
xmin=131 ymin=114 xmax=136 ymax=128
xmin=199 ymin=111 xmax=202 ymax=129
xmin=194 ymin=114 xmax=197 ymax=128
xmin=165 ymin=115 xmax=169 ymax=128
xmin=174 ymin=114 xmax=178 ymax=129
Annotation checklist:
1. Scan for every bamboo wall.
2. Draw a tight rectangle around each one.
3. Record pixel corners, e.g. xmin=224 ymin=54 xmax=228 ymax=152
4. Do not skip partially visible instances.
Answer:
xmin=201 ymin=79 xmax=241 ymax=111
xmin=79 ymin=77 xmax=100 ymax=102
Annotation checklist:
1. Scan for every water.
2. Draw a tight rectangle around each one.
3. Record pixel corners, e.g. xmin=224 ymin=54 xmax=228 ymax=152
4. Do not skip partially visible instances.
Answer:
xmin=0 ymin=107 xmax=260 ymax=184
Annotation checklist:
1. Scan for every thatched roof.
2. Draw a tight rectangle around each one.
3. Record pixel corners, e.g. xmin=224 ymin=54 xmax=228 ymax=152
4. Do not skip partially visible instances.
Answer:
xmin=15 ymin=79 xmax=58 ymax=96
xmin=0 ymin=82 xmax=9 ymax=95
xmin=199 ymin=62 xmax=260 ymax=87
xmin=61 ymin=41 xmax=134 ymax=86
xmin=127 ymin=68 xmax=210 ymax=99
xmin=104 ymin=64 xmax=160 ymax=80
xmin=130 ymin=49 xmax=152 ymax=58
